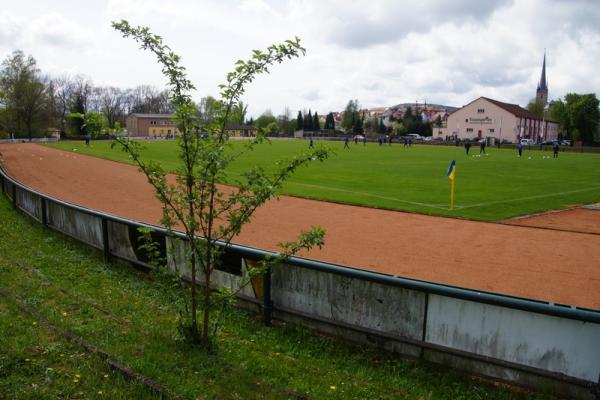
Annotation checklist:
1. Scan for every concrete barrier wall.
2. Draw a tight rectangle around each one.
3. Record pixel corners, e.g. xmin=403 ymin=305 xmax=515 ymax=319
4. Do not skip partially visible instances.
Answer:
xmin=1 ymin=170 xmax=598 ymax=398
xmin=16 ymin=186 xmax=42 ymax=221
xmin=107 ymin=220 xmax=142 ymax=264
xmin=46 ymin=200 xmax=103 ymax=249
xmin=271 ymin=264 xmax=425 ymax=357
xmin=425 ymin=295 xmax=600 ymax=382
xmin=166 ymin=237 xmax=257 ymax=300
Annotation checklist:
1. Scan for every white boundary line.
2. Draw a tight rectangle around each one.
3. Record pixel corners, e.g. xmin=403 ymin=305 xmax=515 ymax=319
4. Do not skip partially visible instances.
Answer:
xmin=286 ymin=181 xmax=452 ymax=210
xmin=459 ymin=186 xmax=600 ymax=209
xmin=229 ymin=172 xmax=600 ymax=212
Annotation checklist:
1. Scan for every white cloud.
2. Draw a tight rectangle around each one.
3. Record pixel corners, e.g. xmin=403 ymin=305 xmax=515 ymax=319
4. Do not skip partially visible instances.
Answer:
xmin=0 ymin=0 xmax=598 ymax=117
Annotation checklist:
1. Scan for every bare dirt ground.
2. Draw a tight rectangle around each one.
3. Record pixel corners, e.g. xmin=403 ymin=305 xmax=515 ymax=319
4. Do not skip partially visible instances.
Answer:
xmin=504 ymin=208 xmax=600 ymax=235
xmin=1 ymin=143 xmax=599 ymax=310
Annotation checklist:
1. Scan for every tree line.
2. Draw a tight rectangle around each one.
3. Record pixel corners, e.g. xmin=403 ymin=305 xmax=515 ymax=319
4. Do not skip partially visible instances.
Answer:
xmin=527 ymin=94 xmax=600 ymax=145
xmin=0 ymin=50 xmax=250 ymax=140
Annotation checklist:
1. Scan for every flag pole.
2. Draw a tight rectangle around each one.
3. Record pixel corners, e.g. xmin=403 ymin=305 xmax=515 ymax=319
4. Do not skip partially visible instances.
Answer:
xmin=450 ymin=178 xmax=455 ymax=210
xmin=445 ymin=160 xmax=456 ymax=211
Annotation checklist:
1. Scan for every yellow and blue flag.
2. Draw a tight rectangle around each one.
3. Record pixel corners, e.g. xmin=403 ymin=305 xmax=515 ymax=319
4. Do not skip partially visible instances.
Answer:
xmin=446 ymin=160 xmax=456 ymax=181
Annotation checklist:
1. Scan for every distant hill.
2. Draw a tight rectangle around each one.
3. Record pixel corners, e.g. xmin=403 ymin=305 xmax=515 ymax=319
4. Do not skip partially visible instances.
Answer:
xmin=387 ymin=103 xmax=459 ymax=112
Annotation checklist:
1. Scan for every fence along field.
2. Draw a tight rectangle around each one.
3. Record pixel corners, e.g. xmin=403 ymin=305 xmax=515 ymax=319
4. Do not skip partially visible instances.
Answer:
xmin=47 ymin=139 xmax=600 ymax=221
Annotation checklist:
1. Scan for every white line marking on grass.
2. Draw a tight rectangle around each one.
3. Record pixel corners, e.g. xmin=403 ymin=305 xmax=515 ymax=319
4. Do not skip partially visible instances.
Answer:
xmin=287 ymin=181 xmax=452 ymax=210
xmin=460 ymin=186 xmax=600 ymax=209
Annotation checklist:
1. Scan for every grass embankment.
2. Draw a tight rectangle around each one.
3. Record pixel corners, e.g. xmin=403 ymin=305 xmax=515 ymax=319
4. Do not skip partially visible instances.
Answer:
xmin=47 ymin=140 xmax=600 ymax=221
xmin=0 ymin=195 xmax=553 ymax=399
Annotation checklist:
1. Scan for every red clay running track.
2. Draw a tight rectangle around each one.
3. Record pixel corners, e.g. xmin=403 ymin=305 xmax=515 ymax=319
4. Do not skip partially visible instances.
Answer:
xmin=1 ymin=143 xmax=599 ymax=310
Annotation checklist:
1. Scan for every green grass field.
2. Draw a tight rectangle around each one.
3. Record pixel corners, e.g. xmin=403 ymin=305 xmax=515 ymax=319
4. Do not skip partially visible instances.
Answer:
xmin=47 ymin=139 xmax=600 ymax=221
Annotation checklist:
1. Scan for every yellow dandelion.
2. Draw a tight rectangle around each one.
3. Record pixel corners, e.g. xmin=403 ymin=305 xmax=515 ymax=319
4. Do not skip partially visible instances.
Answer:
xmin=32 ymin=321 xmax=37 ymax=325
xmin=103 ymin=374 xmax=109 ymax=379
xmin=330 ymin=386 xmax=337 ymax=390
xmin=73 ymin=379 xmax=79 ymax=383
xmin=25 ymin=358 xmax=31 ymax=362
xmin=60 ymin=354 xmax=65 ymax=357
xmin=98 ymin=391 xmax=103 ymax=395
xmin=75 ymin=374 xmax=80 ymax=378
xmin=62 ymin=311 xmax=68 ymax=317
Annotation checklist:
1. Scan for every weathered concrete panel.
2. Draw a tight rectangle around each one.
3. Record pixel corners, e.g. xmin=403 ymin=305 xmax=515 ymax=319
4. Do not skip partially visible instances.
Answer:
xmin=424 ymin=349 xmax=595 ymax=400
xmin=108 ymin=221 xmax=139 ymax=262
xmin=271 ymin=265 xmax=426 ymax=341
xmin=4 ymin=180 xmax=14 ymax=201
xmin=425 ymin=295 xmax=600 ymax=382
xmin=16 ymin=188 xmax=41 ymax=221
xmin=165 ymin=237 xmax=256 ymax=299
xmin=46 ymin=202 xmax=103 ymax=249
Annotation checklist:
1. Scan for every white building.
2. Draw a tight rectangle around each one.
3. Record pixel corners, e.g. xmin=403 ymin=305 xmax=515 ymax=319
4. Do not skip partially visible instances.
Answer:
xmin=432 ymin=97 xmax=559 ymax=143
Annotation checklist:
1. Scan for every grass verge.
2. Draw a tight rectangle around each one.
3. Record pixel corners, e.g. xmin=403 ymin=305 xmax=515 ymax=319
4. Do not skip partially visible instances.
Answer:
xmin=0 ymin=194 xmax=553 ymax=399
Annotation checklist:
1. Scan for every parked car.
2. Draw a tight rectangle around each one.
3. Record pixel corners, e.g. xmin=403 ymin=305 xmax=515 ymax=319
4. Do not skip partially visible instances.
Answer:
xmin=561 ymin=140 xmax=571 ymax=146
xmin=540 ymin=140 xmax=558 ymax=145
xmin=520 ymin=139 xmax=535 ymax=146
xmin=423 ymin=136 xmax=434 ymax=142
xmin=407 ymin=133 xmax=423 ymax=141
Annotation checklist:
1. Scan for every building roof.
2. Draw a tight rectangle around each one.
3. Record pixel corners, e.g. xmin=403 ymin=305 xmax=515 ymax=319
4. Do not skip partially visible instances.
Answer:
xmin=450 ymin=97 xmax=554 ymax=122
xmin=537 ymin=53 xmax=548 ymax=92
xmin=128 ymin=113 xmax=175 ymax=119
xmin=481 ymin=97 xmax=552 ymax=121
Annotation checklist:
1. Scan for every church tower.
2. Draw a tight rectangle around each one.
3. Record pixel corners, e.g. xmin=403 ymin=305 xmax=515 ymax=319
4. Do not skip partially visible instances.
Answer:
xmin=536 ymin=53 xmax=548 ymax=105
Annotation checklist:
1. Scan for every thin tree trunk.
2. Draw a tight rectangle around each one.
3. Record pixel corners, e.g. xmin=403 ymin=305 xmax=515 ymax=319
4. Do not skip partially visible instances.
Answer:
xmin=189 ymin=239 xmax=198 ymax=340
xmin=202 ymin=257 xmax=211 ymax=343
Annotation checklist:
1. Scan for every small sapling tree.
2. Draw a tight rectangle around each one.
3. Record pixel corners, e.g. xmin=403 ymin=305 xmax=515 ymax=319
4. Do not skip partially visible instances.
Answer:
xmin=111 ymin=20 xmax=329 ymax=346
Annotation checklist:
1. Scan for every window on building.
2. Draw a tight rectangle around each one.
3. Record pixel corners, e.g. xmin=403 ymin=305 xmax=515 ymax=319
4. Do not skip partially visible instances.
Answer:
xmin=466 ymin=128 xmax=473 ymax=132
xmin=477 ymin=108 xmax=485 ymax=113
xmin=489 ymin=128 xmax=495 ymax=133
xmin=465 ymin=119 xmax=468 ymax=123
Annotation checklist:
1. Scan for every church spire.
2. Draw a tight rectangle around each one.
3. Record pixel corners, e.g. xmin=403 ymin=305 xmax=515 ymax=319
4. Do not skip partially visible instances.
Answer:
xmin=536 ymin=51 xmax=548 ymax=104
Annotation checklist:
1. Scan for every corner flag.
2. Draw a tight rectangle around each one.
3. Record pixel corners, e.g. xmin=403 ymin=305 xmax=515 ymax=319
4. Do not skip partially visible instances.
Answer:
xmin=446 ymin=160 xmax=456 ymax=181
xmin=445 ymin=160 xmax=456 ymax=210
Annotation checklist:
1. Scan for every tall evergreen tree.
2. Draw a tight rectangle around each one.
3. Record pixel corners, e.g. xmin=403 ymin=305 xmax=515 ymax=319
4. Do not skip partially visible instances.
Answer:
xmin=305 ymin=109 xmax=313 ymax=131
xmin=313 ymin=111 xmax=320 ymax=131
xmin=296 ymin=110 xmax=303 ymax=131
xmin=378 ymin=118 xmax=386 ymax=134
xmin=324 ymin=112 xmax=335 ymax=130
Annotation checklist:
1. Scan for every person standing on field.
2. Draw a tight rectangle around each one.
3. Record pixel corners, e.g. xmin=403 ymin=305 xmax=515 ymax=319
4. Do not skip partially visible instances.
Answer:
xmin=309 ymin=137 xmax=314 ymax=148
xmin=344 ymin=136 xmax=350 ymax=149
xmin=479 ymin=140 xmax=486 ymax=154
xmin=553 ymin=142 xmax=559 ymax=158
xmin=464 ymin=141 xmax=471 ymax=155
xmin=517 ymin=142 xmax=523 ymax=157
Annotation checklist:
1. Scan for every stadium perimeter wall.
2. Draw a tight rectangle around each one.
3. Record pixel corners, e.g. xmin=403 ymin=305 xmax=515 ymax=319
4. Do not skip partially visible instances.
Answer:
xmin=1 ymin=169 xmax=599 ymax=399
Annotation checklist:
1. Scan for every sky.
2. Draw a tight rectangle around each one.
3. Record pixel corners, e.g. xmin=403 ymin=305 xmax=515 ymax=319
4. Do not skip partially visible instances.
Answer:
xmin=1 ymin=0 xmax=599 ymax=118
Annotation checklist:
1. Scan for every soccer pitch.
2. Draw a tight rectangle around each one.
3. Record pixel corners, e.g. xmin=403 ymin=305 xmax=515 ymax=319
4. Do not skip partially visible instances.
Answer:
xmin=47 ymin=139 xmax=600 ymax=221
